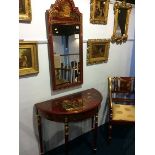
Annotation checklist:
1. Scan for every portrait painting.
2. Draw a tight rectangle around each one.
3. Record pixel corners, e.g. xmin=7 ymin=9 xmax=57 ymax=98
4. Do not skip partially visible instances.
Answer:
xmin=90 ymin=0 xmax=109 ymax=24
xmin=19 ymin=48 xmax=32 ymax=69
xmin=87 ymin=39 xmax=110 ymax=65
xmin=111 ymin=1 xmax=132 ymax=43
xmin=19 ymin=41 xmax=39 ymax=76
xmin=19 ymin=0 xmax=32 ymax=23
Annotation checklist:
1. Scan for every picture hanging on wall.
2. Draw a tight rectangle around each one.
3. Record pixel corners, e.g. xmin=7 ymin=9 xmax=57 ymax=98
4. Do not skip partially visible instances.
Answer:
xmin=90 ymin=0 xmax=110 ymax=24
xmin=19 ymin=41 xmax=39 ymax=76
xmin=87 ymin=39 xmax=110 ymax=65
xmin=19 ymin=0 xmax=32 ymax=23
xmin=111 ymin=1 xmax=132 ymax=43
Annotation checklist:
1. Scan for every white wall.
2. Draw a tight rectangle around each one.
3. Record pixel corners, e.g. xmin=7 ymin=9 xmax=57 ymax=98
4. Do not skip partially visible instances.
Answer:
xmin=19 ymin=0 xmax=135 ymax=154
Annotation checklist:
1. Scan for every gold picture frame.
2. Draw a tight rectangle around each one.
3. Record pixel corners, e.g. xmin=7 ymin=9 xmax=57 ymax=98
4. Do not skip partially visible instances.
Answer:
xmin=111 ymin=1 xmax=132 ymax=43
xmin=87 ymin=39 xmax=110 ymax=65
xmin=19 ymin=0 xmax=32 ymax=23
xmin=19 ymin=41 xmax=39 ymax=76
xmin=90 ymin=0 xmax=110 ymax=24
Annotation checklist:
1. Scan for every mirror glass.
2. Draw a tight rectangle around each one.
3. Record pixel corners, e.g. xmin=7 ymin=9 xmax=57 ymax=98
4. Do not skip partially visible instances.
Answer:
xmin=116 ymin=8 xmax=127 ymax=37
xmin=52 ymin=24 xmax=81 ymax=85
xmin=46 ymin=0 xmax=83 ymax=90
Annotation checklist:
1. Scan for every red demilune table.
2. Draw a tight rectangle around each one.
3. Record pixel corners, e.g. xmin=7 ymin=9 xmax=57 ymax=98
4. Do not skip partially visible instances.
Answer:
xmin=35 ymin=88 xmax=103 ymax=155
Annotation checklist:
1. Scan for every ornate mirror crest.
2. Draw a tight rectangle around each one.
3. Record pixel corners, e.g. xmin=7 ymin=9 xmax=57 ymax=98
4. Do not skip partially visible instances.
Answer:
xmin=47 ymin=0 xmax=81 ymax=24
xmin=111 ymin=1 xmax=132 ymax=43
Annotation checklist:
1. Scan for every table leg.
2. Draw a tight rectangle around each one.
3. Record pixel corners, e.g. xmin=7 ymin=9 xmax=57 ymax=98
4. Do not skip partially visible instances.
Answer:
xmin=36 ymin=114 xmax=44 ymax=155
xmin=93 ymin=112 xmax=98 ymax=152
xmin=64 ymin=117 xmax=69 ymax=155
xmin=91 ymin=116 xmax=94 ymax=129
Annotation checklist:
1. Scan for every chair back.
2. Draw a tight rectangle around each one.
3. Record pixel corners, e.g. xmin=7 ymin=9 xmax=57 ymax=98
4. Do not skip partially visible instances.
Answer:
xmin=108 ymin=77 xmax=135 ymax=105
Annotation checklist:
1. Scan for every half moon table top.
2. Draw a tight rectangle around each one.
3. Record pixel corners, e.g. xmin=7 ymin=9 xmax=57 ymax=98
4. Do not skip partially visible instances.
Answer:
xmin=35 ymin=88 xmax=102 ymax=122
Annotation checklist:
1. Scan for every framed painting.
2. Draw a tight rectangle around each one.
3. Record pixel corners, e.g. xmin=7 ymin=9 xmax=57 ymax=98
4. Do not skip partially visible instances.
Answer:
xmin=19 ymin=0 xmax=32 ymax=23
xmin=19 ymin=41 xmax=39 ymax=76
xmin=90 ymin=0 xmax=110 ymax=24
xmin=87 ymin=39 xmax=110 ymax=65
xmin=111 ymin=1 xmax=132 ymax=43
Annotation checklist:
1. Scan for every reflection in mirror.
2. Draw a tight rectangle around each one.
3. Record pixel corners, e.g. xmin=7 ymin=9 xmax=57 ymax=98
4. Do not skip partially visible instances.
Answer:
xmin=116 ymin=8 xmax=127 ymax=37
xmin=52 ymin=24 xmax=80 ymax=85
xmin=111 ymin=1 xmax=132 ymax=43
xmin=46 ymin=0 xmax=83 ymax=90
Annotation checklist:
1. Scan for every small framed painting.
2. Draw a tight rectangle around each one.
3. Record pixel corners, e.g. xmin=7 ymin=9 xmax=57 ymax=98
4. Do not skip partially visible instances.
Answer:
xmin=90 ymin=0 xmax=109 ymax=24
xmin=87 ymin=39 xmax=110 ymax=65
xmin=19 ymin=0 xmax=32 ymax=23
xmin=19 ymin=41 xmax=39 ymax=76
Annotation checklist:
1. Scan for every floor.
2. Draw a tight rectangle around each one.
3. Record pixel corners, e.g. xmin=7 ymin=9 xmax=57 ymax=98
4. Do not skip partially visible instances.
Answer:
xmin=45 ymin=124 xmax=135 ymax=155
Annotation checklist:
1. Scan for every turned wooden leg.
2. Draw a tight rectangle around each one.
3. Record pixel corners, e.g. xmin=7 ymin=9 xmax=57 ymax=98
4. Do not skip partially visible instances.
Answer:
xmin=64 ymin=117 xmax=69 ymax=155
xmin=108 ymin=107 xmax=113 ymax=143
xmin=93 ymin=112 xmax=98 ymax=152
xmin=36 ymin=113 xmax=44 ymax=155
xmin=108 ymin=123 xmax=112 ymax=143
xmin=91 ymin=116 xmax=94 ymax=129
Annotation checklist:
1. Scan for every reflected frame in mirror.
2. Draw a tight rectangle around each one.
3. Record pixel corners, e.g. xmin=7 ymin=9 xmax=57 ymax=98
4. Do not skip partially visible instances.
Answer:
xmin=90 ymin=0 xmax=110 ymax=24
xmin=46 ymin=0 xmax=83 ymax=90
xmin=87 ymin=39 xmax=110 ymax=65
xmin=111 ymin=1 xmax=132 ymax=44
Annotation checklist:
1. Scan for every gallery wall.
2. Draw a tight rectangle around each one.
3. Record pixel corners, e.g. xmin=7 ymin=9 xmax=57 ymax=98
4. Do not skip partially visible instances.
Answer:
xmin=19 ymin=0 xmax=135 ymax=155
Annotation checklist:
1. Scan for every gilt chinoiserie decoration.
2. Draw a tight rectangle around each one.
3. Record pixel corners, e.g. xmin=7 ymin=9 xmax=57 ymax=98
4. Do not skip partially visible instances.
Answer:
xmin=19 ymin=0 xmax=32 ymax=23
xmin=46 ymin=0 xmax=83 ymax=90
xmin=111 ymin=1 xmax=132 ymax=43
xmin=90 ymin=0 xmax=110 ymax=24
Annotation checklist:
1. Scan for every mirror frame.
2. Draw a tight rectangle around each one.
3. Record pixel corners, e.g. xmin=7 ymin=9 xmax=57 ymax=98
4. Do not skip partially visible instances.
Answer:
xmin=111 ymin=1 xmax=132 ymax=43
xmin=45 ymin=0 xmax=83 ymax=90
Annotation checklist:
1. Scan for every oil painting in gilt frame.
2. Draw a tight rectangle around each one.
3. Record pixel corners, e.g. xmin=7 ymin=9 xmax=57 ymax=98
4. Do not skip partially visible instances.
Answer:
xmin=87 ymin=39 xmax=110 ymax=65
xmin=19 ymin=41 xmax=39 ymax=76
xmin=19 ymin=0 xmax=32 ymax=23
xmin=111 ymin=1 xmax=132 ymax=43
xmin=90 ymin=0 xmax=109 ymax=24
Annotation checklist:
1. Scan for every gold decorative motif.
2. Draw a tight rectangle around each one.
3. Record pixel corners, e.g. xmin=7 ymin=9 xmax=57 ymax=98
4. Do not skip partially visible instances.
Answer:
xmin=64 ymin=117 xmax=69 ymax=135
xmin=95 ymin=114 xmax=98 ymax=119
xmin=125 ymin=108 xmax=131 ymax=111
xmin=62 ymin=98 xmax=84 ymax=111
xmin=116 ymin=111 xmax=123 ymax=114
xmin=47 ymin=0 xmax=80 ymax=22
xmin=59 ymin=2 xmax=71 ymax=17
